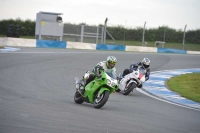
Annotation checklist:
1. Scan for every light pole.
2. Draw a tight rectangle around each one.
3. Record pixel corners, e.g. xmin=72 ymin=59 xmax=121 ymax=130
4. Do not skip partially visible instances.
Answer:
xmin=142 ymin=21 xmax=146 ymax=46
xmin=104 ymin=18 xmax=108 ymax=44
xmin=123 ymin=20 xmax=127 ymax=45
xmin=164 ymin=28 xmax=166 ymax=42
xmin=182 ymin=24 xmax=187 ymax=50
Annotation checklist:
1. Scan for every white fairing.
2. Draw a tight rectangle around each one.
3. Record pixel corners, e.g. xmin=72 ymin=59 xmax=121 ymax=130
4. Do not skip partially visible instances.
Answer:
xmin=105 ymin=72 xmax=118 ymax=88
xmin=140 ymin=75 xmax=145 ymax=82
xmin=119 ymin=68 xmax=146 ymax=91
xmin=119 ymin=72 xmax=137 ymax=91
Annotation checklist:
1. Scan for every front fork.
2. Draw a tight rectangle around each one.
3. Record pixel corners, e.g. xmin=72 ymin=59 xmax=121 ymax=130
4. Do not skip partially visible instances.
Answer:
xmin=74 ymin=77 xmax=85 ymax=97
xmin=96 ymin=92 xmax=101 ymax=99
xmin=75 ymin=77 xmax=80 ymax=90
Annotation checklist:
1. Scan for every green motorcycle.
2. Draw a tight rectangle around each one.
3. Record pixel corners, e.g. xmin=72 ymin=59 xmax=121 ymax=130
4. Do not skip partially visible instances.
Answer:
xmin=74 ymin=70 xmax=118 ymax=109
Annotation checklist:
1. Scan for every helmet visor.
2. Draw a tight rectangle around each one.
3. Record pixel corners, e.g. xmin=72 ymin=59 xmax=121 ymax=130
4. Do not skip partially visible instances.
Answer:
xmin=109 ymin=61 xmax=116 ymax=68
xmin=143 ymin=64 xmax=149 ymax=68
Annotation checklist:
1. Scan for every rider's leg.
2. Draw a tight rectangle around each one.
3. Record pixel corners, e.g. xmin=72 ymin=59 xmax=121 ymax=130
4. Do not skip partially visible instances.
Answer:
xmin=85 ymin=73 xmax=95 ymax=85
xmin=80 ymin=72 xmax=96 ymax=94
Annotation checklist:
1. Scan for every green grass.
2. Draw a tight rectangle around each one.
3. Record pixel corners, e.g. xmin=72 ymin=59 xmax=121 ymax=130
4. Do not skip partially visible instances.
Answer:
xmin=20 ymin=36 xmax=35 ymax=39
xmin=166 ymin=73 xmax=200 ymax=103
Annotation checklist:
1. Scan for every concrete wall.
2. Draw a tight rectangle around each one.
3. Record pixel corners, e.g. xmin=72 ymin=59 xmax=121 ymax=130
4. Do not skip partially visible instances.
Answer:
xmin=0 ymin=37 xmax=200 ymax=55
xmin=0 ymin=37 xmax=36 ymax=47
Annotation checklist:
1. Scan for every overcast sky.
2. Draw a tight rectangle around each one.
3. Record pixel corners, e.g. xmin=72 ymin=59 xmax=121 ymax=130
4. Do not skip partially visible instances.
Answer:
xmin=0 ymin=0 xmax=199 ymax=30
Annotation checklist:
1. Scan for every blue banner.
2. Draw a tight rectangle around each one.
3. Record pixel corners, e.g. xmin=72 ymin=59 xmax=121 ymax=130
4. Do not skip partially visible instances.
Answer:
xmin=36 ymin=40 xmax=67 ymax=48
xmin=158 ymin=48 xmax=186 ymax=54
xmin=96 ymin=44 xmax=125 ymax=51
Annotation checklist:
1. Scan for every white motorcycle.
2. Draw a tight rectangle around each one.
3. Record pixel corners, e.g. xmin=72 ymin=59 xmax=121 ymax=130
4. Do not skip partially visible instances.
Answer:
xmin=116 ymin=67 xmax=146 ymax=95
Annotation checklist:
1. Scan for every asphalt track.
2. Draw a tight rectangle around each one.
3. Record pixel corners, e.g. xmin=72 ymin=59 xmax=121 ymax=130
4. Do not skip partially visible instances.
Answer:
xmin=0 ymin=47 xmax=200 ymax=133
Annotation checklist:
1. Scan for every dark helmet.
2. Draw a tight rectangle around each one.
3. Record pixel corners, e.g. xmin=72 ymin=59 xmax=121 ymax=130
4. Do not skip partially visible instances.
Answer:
xmin=106 ymin=56 xmax=117 ymax=69
xmin=141 ymin=58 xmax=150 ymax=69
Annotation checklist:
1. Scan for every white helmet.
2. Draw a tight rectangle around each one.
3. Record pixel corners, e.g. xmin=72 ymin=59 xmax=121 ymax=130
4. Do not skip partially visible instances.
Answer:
xmin=141 ymin=58 xmax=150 ymax=69
xmin=106 ymin=56 xmax=117 ymax=69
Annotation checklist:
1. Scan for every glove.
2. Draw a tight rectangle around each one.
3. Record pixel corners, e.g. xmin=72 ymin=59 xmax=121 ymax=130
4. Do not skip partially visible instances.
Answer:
xmin=95 ymin=65 xmax=104 ymax=78
xmin=98 ymin=66 xmax=104 ymax=71
xmin=145 ymin=76 xmax=149 ymax=81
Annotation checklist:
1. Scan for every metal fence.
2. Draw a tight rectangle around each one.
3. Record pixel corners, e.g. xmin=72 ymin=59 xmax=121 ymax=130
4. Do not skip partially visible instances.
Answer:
xmin=62 ymin=23 xmax=194 ymax=51
xmin=63 ymin=24 xmax=105 ymax=44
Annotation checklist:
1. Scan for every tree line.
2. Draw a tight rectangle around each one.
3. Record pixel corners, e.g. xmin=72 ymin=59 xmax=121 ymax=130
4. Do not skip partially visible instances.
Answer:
xmin=0 ymin=19 xmax=199 ymax=44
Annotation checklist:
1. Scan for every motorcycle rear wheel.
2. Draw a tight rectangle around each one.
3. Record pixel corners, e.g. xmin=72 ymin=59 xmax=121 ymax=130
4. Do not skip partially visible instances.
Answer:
xmin=94 ymin=90 xmax=109 ymax=109
xmin=123 ymin=82 xmax=136 ymax=95
xmin=74 ymin=91 xmax=84 ymax=104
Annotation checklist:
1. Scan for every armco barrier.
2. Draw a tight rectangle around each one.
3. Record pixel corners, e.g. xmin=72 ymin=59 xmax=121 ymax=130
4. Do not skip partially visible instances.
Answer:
xmin=187 ymin=51 xmax=200 ymax=55
xmin=67 ymin=42 xmax=96 ymax=50
xmin=126 ymin=45 xmax=157 ymax=53
xmin=0 ymin=37 xmax=36 ymax=47
xmin=0 ymin=37 xmax=200 ymax=54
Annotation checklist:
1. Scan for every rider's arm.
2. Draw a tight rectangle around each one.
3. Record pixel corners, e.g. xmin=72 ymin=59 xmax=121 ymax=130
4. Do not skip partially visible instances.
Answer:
xmin=93 ymin=63 xmax=104 ymax=78
xmin=129 ymin=63 xmax=139 ymax=72
xmin=145 ymin=68 xmax=150 ymax=81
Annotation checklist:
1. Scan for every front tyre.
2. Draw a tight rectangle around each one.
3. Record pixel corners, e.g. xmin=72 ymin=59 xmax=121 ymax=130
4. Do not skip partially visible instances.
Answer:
xmin=94 ymin=90 xmax=110 ymax=109
xmin=123 ymin=82 xmax=136 ymax=95
xmin=74 ymin=91 xmax=84 ymax=104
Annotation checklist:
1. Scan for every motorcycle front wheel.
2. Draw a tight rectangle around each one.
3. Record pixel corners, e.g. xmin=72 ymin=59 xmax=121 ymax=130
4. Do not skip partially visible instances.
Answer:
xmin=74 ymin=91 xmax=84 ymax=104
xmin=94 ymin=90 xmax=109 ymax=109
xmin=123 ymin=82 xmax=136 ymax=95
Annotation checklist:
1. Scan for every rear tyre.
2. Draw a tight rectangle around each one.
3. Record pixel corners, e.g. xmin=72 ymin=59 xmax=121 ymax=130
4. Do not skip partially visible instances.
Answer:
xmin=123 ymin=82 xmax=136 ymax=95
xmin=94 ymin=91 xmax=110 ymax=109
xmin=74 ymin=91 xmax=84 ymax=104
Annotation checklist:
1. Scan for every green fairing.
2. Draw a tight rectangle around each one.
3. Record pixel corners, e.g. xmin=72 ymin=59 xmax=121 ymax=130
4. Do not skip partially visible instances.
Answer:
xmin=99 ymin=87 xmax=110 ymax=95
xmin=84 ymin=71 xmax=116 ymax=103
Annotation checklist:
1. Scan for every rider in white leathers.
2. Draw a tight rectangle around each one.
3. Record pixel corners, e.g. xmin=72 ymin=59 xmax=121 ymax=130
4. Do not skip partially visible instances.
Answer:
xmin=80 ymin=56 xmax=117 ymax=94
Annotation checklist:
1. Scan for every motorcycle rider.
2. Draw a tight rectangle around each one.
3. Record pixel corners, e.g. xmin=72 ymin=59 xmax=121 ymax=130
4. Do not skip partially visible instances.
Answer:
xmin=79 ymin=56 xmax=117 ymax=94
xmin=121 ymin=58 xmax=150 ymax=87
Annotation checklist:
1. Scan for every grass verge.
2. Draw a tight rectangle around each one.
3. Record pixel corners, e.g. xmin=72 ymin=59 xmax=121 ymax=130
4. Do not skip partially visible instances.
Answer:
xmin=166 ymin=73 xmax=200 ymax=103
